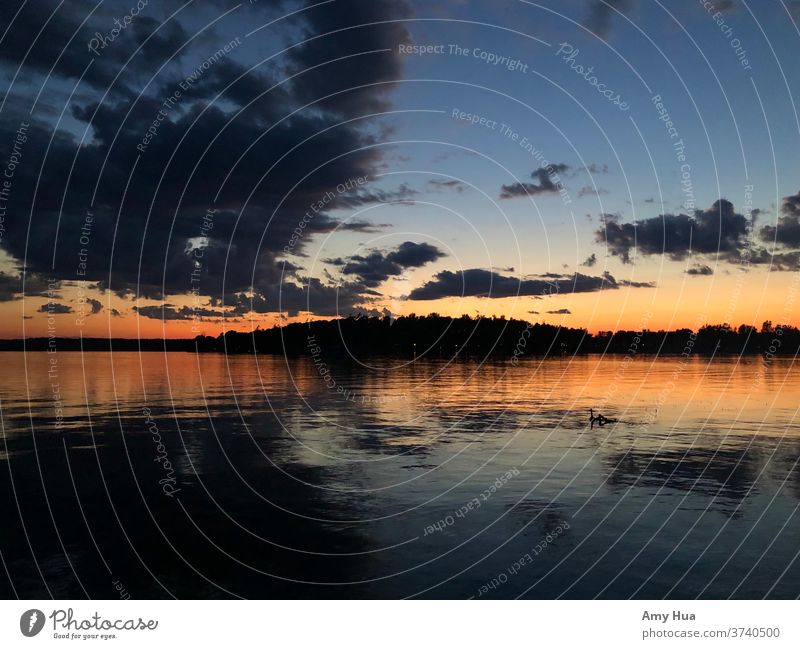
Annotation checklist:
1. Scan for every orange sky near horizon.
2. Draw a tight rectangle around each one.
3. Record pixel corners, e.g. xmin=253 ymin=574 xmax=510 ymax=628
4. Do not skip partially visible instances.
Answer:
xmin=3 ymin=265 xmax=800 ymax=339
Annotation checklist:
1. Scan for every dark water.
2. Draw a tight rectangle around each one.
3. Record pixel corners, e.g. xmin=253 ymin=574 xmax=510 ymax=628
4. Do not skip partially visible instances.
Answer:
xmin=1 ymin=351 xmax=799 ymax=599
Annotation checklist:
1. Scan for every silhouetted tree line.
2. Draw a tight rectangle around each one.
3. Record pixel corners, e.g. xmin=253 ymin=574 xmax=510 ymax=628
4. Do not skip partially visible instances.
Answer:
xmin=190 ymin=315 xmax=800 ymax=359
xmin=4 ymin=316 xmax=797 ymax=358
xmin=0 ymin=338 xmax=194 ymax=352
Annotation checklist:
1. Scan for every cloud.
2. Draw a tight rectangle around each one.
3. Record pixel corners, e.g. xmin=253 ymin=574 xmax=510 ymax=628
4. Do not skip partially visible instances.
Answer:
xmin=759 ymin=190 xmax=800 ymax=247
xmin=582 ymin=253 xmax=598 ymax=267
xmin=285 ymin=0 xmax=412 ymax=118
xmin=0 ymin=5 xmax=190 ymax=97
xmin=528 ymin=310 xmax=540 ymax=314
xmin=333 ymin=183 xmax=419 ymax=208
xmin=596 ymin=199 xmax=750 ymax=263
xmin=0 ymin=0 xmax=415 ymax=317
xmin=619 ymin=278 xmax=656 ymax=288
xmin=426 ymin=179 xmax=465 ymax=193
xmin=686 ymin=265 xmax=714 ymax=276
xmin=577 ymin=186 xmax=609 ymax=198
xmin=746 ymin=249 xmax=800 ymax=271
xmin=593 ymin=196 xmax=800 ymax=272
xmin=87 ymin=298 xmax=103 ymax=314
xmin=546 ymin=308 xmax=572 ymax=314
xmin=226 ymin=277 xmax=377 ymax=317
xmin=407 ymin=268 xmax=653 ymax=300
xmin=499 ymin=164 xmax=570 ymax=199
xmin=38 ymin=302 xmax=72 ymax=314
xmin=134 ymin=305 xmax=221 ymax=321
xmin=328 ymin=241 xmax=445 ymax=287
xmin=583 ymin=0 xmax=633 ymax=39
xmin=584 ymin=163 xmax=609 ymax=174
xmin=0 ymin=272 xmax=54 ymax=301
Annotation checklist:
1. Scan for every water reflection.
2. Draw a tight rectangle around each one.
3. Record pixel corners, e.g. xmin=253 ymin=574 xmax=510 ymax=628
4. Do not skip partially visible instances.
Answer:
xmin=0 ymin=351 xmax=798 ymax=598
xmin=603 ymin=446 xmax=761 ymax=516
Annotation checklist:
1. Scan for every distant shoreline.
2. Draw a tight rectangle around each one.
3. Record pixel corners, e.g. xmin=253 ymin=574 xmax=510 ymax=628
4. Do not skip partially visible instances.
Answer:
xmin=1 ymin=314 xmax=796 ymax=358
xmin=0 ymin=344 xmax=792 ymax=358
xmin=0 ymin=338 xmax=196 ymax=352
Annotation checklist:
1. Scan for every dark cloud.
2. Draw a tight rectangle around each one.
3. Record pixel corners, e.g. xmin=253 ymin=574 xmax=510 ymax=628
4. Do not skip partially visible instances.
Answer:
xmin=0 ymin=4 xmax=190 ymax=100
xmin=0 ymin=272 xmax=54 ymax=301
xmin=583 ymin=0 xmax=633 ymax=39
xmin=0 ymin=0 xmax=414 ymax=317
xmin=87 ymin=298 xmax=103 ymax=314
xmin=620 ymin=278 xmax=656 ymax=288
xmin=133 ymin=304 xmax=227 ymax=321
xmin=224 ymin=277 xmax=377 ymax=317
xmin=596 ymin=199 xmax=750 ymax=263
xmin=328 ymin=241 xmax=445 ymax=288
xmin=499 ymin=164 xmax=570 ymax=199
xmin=582 ymin=253 xmax=597 ymax=267
xmin=759 ymin=190 xmax=800 ymax=247
xmin=686 ymin=265 xmax=714 ymax=276
xmin=407 ymin=269 xmax=653 ymax=300
xmin=1 ymin=115 xmax=385 ymax=297
xmin=385 ymin=241 xmax=444 ymax=268
xmin=285 ymin=0 xmax=412 ymax=118
xmin=746 ymin=249 xmax=800 ymax=271
xmin=38 ymin=302 xmax=72 ymax=314
xmin=546 ymin=308 xmax=571 ymax=315
xmin=594 ymin=198 xmax=800 ymax=272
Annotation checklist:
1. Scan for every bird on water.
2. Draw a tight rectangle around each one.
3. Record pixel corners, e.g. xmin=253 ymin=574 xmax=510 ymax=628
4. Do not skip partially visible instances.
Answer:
xmin=589 ymin=408 xmax=616 ymax=426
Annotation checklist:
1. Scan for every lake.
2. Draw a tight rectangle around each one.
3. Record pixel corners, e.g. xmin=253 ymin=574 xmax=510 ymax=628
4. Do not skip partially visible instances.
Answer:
xmin=1 ymin=351 xmax=798 ymax=598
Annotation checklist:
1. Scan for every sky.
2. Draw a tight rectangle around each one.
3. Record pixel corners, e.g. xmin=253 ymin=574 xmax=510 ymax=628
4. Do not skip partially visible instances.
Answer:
xmin=1 ymin=0 xmax=800 ymax=338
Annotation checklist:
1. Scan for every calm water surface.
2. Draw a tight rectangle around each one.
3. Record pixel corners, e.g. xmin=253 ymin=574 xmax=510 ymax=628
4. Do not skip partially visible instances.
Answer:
xmin=1 ymin=352 xmax=799 ymax=598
